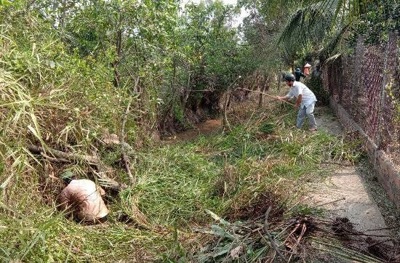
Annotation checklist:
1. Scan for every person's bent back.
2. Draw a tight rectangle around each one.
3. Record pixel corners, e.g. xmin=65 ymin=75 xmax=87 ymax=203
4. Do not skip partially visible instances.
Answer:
xmin=58 ymin=178 xmax=109 ymax=223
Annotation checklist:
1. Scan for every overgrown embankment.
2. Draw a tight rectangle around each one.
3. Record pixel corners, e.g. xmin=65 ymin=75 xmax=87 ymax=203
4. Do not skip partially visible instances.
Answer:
xmin=1 ymin=1 xmax=399 ymax=261
xmin=3 ymin=91 xmax=396 ymax=262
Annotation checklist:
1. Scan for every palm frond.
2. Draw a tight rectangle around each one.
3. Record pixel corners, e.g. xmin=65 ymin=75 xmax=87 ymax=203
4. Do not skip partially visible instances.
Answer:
xmin=319 ymin=23 xmax=350 ymax=62
xmin=278 ymin=0 xmax=356 ymax=58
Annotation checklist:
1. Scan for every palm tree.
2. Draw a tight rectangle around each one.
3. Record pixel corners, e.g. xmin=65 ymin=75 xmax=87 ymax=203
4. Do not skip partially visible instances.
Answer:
xmin=241 ymin=0 xmax=393 ymax=64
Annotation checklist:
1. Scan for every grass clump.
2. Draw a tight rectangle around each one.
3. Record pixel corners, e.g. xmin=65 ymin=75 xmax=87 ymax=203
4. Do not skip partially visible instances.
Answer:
xmin=129 ymin=144 xmax=223 ymax=226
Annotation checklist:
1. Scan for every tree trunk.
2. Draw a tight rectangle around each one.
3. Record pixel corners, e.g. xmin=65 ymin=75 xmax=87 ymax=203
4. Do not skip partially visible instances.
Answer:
xmin=113 ymin=28 xmax=122 ymax=88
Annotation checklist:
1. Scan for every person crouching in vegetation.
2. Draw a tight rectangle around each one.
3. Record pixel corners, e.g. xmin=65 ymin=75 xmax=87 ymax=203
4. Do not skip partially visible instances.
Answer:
xmin=277 ymin=73 xmax=317 ymax=132
xmin=57 ymin=171 xmax=109 ymax=224
xmin=294 ymin=67 xmax=306 ymax=81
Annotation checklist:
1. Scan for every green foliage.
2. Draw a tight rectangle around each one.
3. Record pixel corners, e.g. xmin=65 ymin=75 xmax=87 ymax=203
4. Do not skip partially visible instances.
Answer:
xmin=247 ymin=0 xmax=398 ymax=68
xmin=306 ymin=74 xmax=329 ymax=106
xmin=240 ymin=8 xmax=283 ymax=75
xmin=279 ymin=1 xmax=336 ymax=56
xmin=259 ymin=122 xmax=275 ymax=134
xmin=289 ymin=204 xmax=323 ymax=217
xmin=386 ymin=78 xmax=400 ymax=124
xmin=351 ymin=1 xmax=400 ymax=45
xmin=175 ymin=1 xmax=244 ymax=117
xmin=173 ymin=102 xmax=187 ymax=128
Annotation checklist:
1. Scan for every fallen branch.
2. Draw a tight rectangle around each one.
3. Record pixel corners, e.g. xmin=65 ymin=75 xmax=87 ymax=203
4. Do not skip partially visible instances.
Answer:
xmin=264 ymin=206 xmax=286 ymax=260
xmin=222 ymin=90 xmax=232 ymax=131
xmin=119 ymin=77 xmax=139 ymax=185
xmin=120 ymin=96 xmax=135 ymax=185
xmin=315 ymin=197 xmax=346 ymax=207
xmin=28 ymin=145 xmax=99 ymax=164
xmin=28 ymin=145 xmax=120 ymax=190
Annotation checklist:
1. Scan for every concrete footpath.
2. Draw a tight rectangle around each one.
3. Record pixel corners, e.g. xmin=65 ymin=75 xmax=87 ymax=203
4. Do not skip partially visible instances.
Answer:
xmin=305 ymin=107 xmax=393 ymax=239
xmin=307 ymin=167 xmax=391 ymax=238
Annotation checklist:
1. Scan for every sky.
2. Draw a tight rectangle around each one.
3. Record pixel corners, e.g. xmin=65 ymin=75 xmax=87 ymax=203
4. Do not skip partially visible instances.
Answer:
xmin=182 ymin=0 xmax=238 ymax=4
xmin=181 ymin=0 xmax=248 ymax=27
xmin=220 ymin=0 xmax=237 ymax=4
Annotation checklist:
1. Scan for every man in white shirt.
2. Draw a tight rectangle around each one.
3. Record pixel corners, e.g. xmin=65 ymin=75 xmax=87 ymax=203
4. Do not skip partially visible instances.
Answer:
xmin=277 ymin=73 xmax=317 ymax=131
xmin=58 ymin=171 xmax=109 ymax=224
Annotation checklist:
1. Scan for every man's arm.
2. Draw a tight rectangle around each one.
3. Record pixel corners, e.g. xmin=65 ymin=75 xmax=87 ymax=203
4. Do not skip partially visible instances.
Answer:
xmin=295 ymin=94 xmax=302 ymax=108
xmin=277 ymin=95 xmax=288 ymax=101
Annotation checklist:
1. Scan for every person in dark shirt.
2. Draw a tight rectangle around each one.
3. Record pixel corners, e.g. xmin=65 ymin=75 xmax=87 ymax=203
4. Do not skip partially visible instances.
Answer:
xmin=294 ymin=67 xmax=306 ymax=81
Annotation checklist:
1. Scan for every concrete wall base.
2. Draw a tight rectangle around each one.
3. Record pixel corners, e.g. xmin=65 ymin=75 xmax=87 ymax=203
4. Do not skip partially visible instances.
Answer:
xmin=330 ymin=98 xmax=400 ymax=208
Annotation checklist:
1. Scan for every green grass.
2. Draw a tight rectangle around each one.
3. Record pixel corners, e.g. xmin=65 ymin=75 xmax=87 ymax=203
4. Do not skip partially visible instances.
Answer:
xmin=130 ymin=144 xmax=223 ymax=225
xmin=0 ymin=94 xmax=368 ymax=262
xmin=0 ymin=6 xmax=378 ymax=262
xmin=0 ymin=74 xmax=366 ymax=261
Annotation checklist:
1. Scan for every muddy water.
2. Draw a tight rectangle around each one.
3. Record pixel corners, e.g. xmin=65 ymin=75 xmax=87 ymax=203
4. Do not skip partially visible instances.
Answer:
xmin=163 ymin=119 xmax=223 ymax=143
